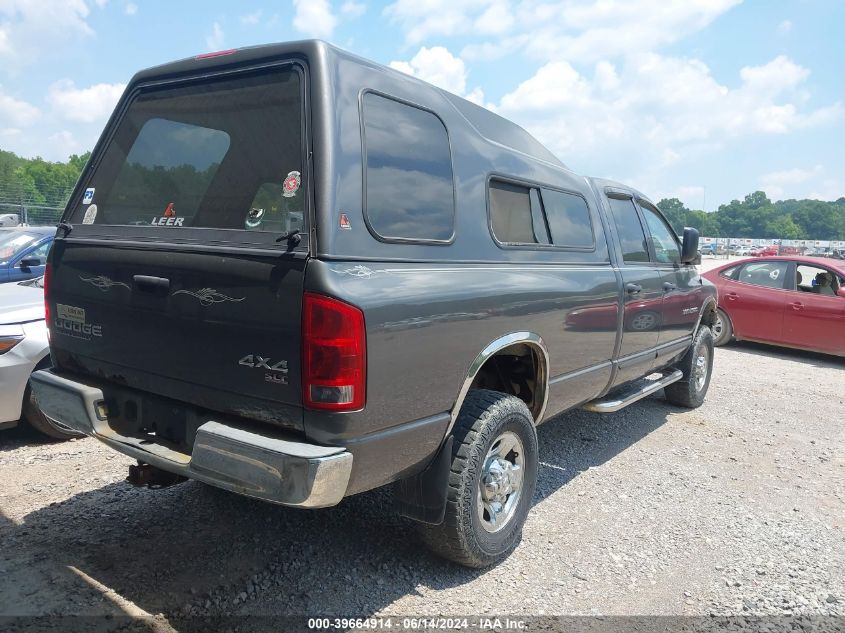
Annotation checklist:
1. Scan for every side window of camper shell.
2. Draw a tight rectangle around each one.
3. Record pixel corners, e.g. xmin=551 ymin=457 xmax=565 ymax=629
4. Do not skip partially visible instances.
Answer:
xmin=488 ymin=179 xmax=596 ymax=250
xmin=362 ymin=92 xmax=455 ymax=242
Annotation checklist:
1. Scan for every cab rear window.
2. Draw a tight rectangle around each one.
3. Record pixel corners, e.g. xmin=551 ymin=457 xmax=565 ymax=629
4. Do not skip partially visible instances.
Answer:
xmin=70 ymin=67 xmax=304 ymax=235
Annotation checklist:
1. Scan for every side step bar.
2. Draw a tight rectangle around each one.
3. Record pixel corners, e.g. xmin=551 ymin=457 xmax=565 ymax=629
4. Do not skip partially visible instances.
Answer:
xmin=583 ymin=370 xmax=683 ymax=413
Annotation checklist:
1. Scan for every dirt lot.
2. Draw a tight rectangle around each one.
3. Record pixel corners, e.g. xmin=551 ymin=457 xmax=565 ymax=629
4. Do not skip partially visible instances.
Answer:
xmin=1 ymin=323 xmax=843 ymax=629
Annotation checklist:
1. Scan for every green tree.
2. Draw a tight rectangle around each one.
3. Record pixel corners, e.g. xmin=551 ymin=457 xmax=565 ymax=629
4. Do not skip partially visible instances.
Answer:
xmin=792 ymin=201 xmax=845 ymax=240
xmin=743 ymin=191 xmax=771 ymax=209
xmin=765 ymin=216 xmax=803 ymax=240
xmin=656 ymin=198 xmax=690 ymax=234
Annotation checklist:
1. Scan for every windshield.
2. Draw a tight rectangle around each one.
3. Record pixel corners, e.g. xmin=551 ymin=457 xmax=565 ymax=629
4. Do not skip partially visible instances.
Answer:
xmin=69 ymin=66 xmax=304 ymax=235
xmin=0 ymin=232 xmax=40 ymax=262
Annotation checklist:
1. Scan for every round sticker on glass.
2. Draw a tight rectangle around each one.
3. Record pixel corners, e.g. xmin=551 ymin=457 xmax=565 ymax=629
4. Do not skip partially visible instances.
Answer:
xmin=282 ymin=171 xmax=301 ymax=198
xmin=245 ymin=207 xmax=265 ymax=228
xmin=82 ymin=204 xmax=98 ymax=225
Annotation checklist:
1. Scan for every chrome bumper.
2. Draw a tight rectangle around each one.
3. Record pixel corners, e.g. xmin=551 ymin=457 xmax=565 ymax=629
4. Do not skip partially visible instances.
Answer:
xmin=29 ymin=370 xmax=352 ymax=508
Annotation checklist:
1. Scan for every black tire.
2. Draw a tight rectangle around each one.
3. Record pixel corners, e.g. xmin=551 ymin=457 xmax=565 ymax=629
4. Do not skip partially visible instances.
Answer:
xmin=23 ymin=384 xmax=83 ymax=441
xmin=712 ymin=308 xmax=733 ymax=346
xmin=419 ymin=389 xmax=538 ymax=568
xmin=664 ymin=326 xmax=714 ymax=409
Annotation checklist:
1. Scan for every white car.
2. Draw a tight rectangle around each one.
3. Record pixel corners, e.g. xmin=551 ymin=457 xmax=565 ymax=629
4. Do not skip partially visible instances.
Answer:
xmin=0 ymin=277 xmax=80 ymax=440
xmin=733 ymin=246 xmax=753 ymax=256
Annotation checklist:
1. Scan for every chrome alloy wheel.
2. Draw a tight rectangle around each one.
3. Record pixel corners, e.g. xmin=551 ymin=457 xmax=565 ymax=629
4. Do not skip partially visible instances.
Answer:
xmin=712 ymin=315 xmax=724 ymax=339
xmin=693 ymin=345 xmax=710 ymax=392
xmin=710 ymin=316 xmax=725 ymax=339
xmin=477 ymin=431 xmax=525 ymax=533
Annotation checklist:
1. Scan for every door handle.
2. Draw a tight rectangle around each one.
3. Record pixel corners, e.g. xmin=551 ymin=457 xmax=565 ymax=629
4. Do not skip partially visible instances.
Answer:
xmin=625 ymin=283 xmax=642 ymax=295
xmin=789 ymin=302 xmax=804 ymax=311
xmin=133 ymin=275 xmax=170 ymax=295
xmin=725 ymin=292 xmax=738 ymax=301
xmin=663 ymin=282 xmax=677 ymax=292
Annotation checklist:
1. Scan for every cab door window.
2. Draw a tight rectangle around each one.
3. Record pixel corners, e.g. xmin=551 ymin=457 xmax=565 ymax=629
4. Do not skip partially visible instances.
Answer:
xmin=639 ymin=203 xmax=681 ymax=265
xmin=607 ymin=196 xmax=649 ymax=263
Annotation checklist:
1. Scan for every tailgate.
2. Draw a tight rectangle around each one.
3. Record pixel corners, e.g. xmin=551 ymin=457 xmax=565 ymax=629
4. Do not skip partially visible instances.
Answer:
xmin=49 ymin=242 xmax=305 ymax=429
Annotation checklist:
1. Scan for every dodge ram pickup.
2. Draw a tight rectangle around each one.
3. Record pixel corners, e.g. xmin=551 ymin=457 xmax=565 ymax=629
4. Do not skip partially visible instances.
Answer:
xmin=32 ymin=40 xmax=717 ymax=568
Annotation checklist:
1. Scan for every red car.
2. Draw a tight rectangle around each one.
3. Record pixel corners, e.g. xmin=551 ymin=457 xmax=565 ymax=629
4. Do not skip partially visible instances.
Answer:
xmin=751 ymin=245 xmax=778 ymax=257
xmin=702 ymin=257 xmax=845 ymax=356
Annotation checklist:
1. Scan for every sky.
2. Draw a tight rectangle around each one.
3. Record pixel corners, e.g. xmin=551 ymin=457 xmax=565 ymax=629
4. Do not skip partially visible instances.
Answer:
xmin=0 ymin=0 xmax=843 ymax=210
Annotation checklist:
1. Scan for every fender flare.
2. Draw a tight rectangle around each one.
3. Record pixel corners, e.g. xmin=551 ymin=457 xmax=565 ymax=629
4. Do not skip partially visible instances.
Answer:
xmin=447 ymin=331 xmax=550 ymax=433
xmin=694 ymin=296 xmax=718 ymax=333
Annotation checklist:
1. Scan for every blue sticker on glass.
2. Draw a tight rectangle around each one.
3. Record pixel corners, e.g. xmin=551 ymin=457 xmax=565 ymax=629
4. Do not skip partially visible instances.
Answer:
xmin=83 ymin=188 xmax=95 ymax=204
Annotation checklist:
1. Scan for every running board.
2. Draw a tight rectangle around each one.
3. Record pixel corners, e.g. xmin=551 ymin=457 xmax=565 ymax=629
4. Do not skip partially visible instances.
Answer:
xmin=583 ymin=370 xmax=683 ymax=413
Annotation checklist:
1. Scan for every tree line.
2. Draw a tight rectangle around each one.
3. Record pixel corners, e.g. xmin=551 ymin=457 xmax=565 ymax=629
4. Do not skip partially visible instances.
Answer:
xmin=0 ymin=149 xmax=92 ymax=210
xmin=657 ymin=191 xmax=845 ymax=240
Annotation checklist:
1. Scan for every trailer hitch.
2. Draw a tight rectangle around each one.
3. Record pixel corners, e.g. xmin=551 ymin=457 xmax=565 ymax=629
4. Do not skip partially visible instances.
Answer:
xmin=127 ymin=461 xmax=187 ymax=489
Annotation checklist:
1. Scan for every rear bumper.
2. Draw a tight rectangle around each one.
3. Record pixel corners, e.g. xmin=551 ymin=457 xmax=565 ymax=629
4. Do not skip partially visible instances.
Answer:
xmin=29 ymin=369 xmax=352 ymax=508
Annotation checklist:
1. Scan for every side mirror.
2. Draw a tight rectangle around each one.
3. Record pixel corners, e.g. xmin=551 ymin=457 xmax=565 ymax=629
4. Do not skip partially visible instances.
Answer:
xmin=680 ymin=227 xmax=700 ymax=264
xmin=837 ymin=288 xmax=845 ymax=299
xmin=19 ymin=258 xmax=41 ymax=269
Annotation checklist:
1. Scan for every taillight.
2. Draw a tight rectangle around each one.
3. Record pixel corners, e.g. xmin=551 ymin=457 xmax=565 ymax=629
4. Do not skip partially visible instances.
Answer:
xmin=44 ymin=262 xmax=52 ymax=322
xmin=302 ymin=292 xmax=366 ymax=411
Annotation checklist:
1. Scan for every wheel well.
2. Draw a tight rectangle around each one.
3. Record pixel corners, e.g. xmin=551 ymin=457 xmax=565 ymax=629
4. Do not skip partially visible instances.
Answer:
xmin=467 ymin=343 xmax=547 ymax=422
xmin=700 ymin=300 xmax=718 ymax=330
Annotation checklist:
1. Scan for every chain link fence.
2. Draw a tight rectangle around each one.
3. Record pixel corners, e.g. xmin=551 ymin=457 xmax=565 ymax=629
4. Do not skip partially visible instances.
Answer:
xmin=0 ymin=203 xmax=64 ymax=227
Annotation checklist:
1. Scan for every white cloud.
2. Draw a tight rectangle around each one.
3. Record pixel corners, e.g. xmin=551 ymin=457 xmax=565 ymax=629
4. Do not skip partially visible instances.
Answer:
xmin=0 ymin=88 xmax=40 ymax=126
xmin=341 ymin=1 xmax=366 ymax=18
xmin=47 ymin=130 xmax=85 ymax=158
xmin=760 ymin=165 xmax=843 ymax=201
xmin=0 ymin=0 xmax=94 ymax=71
xmin=384 ymin=0 xmax=493 ymax=45
xmin=124 ymin=2 xmax=138 ymax=16
xmin=293 ymin=0 xmax=338 ymax=39
xmin=47 ymin=79 xmax=126 ymax=124
xmin=205 ymin=21 xmax=224 ymax=51
xmin=240 ymin=10 xmax=262 ymax=25
xmin=387 ymin=0 xmax=741 ymax=61
xmin=495 ymin=53 xmax=842 ymax=183
xmin=390 ymin=46 xmax=484 ymax=103
xmin=654 ymin=185 xmax=707 ymax=209
xmin=808 ymin=180 xmax=844 ymax=202
xmin=778 ymin=19 xmax=792 ymax=34
xmin=474 ymin=2 xmax=512 ymax=35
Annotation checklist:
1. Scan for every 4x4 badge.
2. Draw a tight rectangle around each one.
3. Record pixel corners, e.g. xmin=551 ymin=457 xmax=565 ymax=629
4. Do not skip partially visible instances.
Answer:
xmin=239 ymin=355 xmax=288 ymax=372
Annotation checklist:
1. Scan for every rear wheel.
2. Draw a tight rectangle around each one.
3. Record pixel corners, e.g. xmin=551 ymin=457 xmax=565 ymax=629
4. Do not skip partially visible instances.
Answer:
xmin=712 ymin=308 xmax=733 ymax=346
xmin=664 ymin=326 xmax=714 ymax=409
xmin=419 ymin=389 xmax=538 ymax=568
xmin=23 ymin=384 xmax=83 ymax=441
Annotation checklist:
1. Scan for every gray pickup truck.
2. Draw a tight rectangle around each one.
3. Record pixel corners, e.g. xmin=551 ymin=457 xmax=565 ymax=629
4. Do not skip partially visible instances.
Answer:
xmin=32 ymin=40 xmax=717 ymax=568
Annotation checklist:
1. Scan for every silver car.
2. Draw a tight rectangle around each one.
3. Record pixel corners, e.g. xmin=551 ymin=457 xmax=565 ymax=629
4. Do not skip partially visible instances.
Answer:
xmin=0 ymin=277 xmax=80 ymax=439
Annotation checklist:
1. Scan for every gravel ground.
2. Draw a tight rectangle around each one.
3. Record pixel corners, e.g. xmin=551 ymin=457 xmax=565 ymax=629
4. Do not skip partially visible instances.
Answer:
xmin=1 ymin=335 xmax=843 ymax=629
